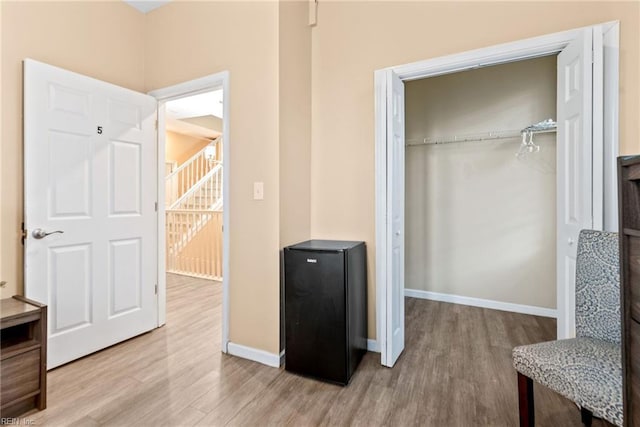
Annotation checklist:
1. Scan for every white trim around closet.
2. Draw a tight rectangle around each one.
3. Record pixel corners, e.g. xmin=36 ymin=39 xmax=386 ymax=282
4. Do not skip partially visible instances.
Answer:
xmin=375 ymin=21 xmax=620 ymax=368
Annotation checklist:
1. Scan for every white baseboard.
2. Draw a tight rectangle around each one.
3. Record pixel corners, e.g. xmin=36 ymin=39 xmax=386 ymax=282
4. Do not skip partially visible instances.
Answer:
xmin=404 ymin=288 xmax=557 ymax=318
xmin=227 ymin=342 xmax=281 ymax=368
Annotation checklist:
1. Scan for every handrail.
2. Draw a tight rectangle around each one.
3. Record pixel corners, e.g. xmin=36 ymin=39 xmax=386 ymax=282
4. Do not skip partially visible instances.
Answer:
xmin=165 ymin=137 xmax=221 ymax=207
xmin=166 ymin=137 xmax=219 ymax=181
xmin=169 ymin=161 xmax=222 ymax=210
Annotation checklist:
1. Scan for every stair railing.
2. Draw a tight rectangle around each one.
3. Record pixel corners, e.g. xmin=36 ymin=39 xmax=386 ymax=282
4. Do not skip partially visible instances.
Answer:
xmin=169 ymin=161 xmax=222 ymax=211
xmin=166 ymin=209 xmax=223 ymax=279
xmin=165 ymin=138 xmax=220 ymax=207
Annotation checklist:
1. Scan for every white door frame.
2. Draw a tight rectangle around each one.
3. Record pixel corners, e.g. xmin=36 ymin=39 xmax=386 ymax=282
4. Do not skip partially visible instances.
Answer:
xmin=375 ymin=22 xmax=620 ymax=366
xmin=149 ymin=71 xmax=231 ymax=353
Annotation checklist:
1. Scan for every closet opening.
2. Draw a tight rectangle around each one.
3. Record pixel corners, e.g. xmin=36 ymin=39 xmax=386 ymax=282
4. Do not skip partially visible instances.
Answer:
xmin=404 ymin=56 xmax=558 ymax=320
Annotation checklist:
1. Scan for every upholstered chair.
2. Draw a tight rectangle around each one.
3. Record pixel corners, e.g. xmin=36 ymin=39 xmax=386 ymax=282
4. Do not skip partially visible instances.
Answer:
xmin=512 ymin=230 xmax=623 ymax=427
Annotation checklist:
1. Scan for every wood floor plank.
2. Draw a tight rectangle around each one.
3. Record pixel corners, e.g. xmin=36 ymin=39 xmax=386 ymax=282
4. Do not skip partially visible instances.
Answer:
xmin=156 ymin=406 xmax=208 ymax=427
xmin=16 ymin=274 xmax=612 ymax=426
xmin=64 ymin=416 xmax=101 ymax=427
xmin=189 ymin=357 xmax=264 ymax=415
xmin=27 ymin=375 xmax=142 ymax=425
xmin=194 ymin=370 xmax=281 ymax=425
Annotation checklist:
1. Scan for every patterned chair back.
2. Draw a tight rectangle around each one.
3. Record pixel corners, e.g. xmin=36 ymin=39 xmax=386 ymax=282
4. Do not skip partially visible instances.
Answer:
xmin=575 ymin=229 xmax=620 ymax=344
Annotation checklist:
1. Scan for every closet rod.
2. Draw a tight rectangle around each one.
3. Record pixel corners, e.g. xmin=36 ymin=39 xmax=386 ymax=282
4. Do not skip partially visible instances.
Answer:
xmin=406 ymin=125 xmax=556 ymax=147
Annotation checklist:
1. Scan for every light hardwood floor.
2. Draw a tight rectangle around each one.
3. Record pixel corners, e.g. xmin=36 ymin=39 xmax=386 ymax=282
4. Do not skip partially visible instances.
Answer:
xmin=22 ymin=274 xmax=608 ymax=426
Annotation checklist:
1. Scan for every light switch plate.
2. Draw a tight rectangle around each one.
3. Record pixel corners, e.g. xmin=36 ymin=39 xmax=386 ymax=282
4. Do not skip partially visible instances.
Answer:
xmin=253 ymin=182 xmax=264 ymax=200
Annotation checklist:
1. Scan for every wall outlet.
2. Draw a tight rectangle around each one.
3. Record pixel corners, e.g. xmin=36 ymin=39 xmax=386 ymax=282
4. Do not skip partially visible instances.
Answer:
xmin=253 ymin=182 xmax=264 ymax=200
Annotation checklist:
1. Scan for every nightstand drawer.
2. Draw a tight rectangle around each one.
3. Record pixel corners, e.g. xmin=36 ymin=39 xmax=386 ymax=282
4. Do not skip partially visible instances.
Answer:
xmin=1 ymin=349 xmax=40 ymax=405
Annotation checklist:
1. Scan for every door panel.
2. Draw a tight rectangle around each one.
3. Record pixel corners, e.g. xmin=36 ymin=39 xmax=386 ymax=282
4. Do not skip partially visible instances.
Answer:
xmin=385 ymin=70 xmax=405 ymax=367
xmin=109 ymin=140 xmax=142 ymax=215
xmin=109 ymin=238 xmax=142 ymax=317
xmin=49 ymin=132 xmax=92 ymax=217
xmin=24 ymin=59 xmax=158 ymax=368
xmin=556 ymin=29 xmax=593 ymax=339
xmin=49 ymin=244 xmax=92 ymax=334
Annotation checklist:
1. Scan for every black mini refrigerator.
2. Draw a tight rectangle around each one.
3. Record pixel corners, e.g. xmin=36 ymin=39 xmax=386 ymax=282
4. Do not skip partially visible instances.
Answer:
xmin=284 ymin=240 xmax=367 ymax=385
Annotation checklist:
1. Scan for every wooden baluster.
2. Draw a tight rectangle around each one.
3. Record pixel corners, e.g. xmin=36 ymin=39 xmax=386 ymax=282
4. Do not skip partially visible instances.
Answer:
xmin=191 ymin=210 xmax=195 ymax=275
xmin=181 ymin=169 xmax=185 ymax=199
xmin=166 ymin=212 xmax=171 ymax=270
xmin=196 ymin=156 xmax=200 ymax=188
xmin=205 ymin=214 xmax=210 ymax=277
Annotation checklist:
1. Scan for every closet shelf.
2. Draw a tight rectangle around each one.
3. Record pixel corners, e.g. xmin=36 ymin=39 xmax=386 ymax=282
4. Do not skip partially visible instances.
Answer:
xmin=406 ymin=119 xmax=557 ymax=147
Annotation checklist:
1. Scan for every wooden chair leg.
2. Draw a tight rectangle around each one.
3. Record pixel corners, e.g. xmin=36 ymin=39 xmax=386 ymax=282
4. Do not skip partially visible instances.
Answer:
xmin=517 ymin=372 xmax=535 ymax=427
xmin=581 ymin=407 xmax=593 ymax=426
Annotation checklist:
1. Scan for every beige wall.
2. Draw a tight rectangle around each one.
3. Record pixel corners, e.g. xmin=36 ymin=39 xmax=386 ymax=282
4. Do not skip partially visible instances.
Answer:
xmin=405 ymin=56 xmax=557 ymax=309
xmin=0 ymin=2 xmax=3 ymax=292
xmin=0 ymin=0 xmax=3 ymax=293
xmin=146 ymin=1 xmax=282 ymax=354
xmin=278 ymin=0 xmax=312 ymax=352
xmin=0 ymin=1 xmax=146 ymax=298
xmin=279 ymin=1 xmax=311 ymax=248
xmin=310 ymin=1 xmax=640 ymax=339
xmin=165 ymin=130 xmax=212 ymax=167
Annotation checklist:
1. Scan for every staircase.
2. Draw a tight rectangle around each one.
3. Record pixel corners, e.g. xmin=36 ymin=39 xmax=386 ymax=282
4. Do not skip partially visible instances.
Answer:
xmin=166 ymin=139 xmax=223 ymax=280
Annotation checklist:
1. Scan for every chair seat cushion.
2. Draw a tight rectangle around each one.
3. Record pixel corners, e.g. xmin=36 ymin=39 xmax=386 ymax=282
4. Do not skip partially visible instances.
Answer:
xmin=513 ymin=337 xmax=623 ymax=427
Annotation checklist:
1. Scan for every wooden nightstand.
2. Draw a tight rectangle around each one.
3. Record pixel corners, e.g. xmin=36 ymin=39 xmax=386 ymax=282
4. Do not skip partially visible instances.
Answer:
xmin=0 ymin=296 xmax=47 ymax=417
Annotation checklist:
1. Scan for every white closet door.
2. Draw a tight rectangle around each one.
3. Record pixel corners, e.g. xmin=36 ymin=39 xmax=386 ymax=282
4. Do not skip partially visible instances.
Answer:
xmin=385 ymin=70 xmax=405 ymax=367
xmin=556 ymin=29 xmax=593 ymax=339
xmin=24 ymin=59 xmax=158 ymax=368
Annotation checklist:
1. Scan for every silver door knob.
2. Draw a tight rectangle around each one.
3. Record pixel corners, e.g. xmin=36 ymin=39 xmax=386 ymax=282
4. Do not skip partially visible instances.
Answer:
xmin=568 ymin=238 xmax=575 ymax=246
xmin=32 ymin=228 xmax=64 ymax=239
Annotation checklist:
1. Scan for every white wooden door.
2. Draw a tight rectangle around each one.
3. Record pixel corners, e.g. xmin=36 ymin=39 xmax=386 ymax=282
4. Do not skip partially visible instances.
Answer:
xmin=556 ymin=29 xmax=594 ymax=339
xmin=384 ymin=70 xmax=405 ymax=367
xmin=24 ymin=59 xmax=158 ymax=368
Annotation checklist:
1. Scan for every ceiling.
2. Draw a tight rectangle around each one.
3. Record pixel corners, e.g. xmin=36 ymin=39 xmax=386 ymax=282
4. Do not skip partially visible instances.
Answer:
xmin=165 ymin=90 xmax=224 ymax=140
xmin=166 ymin=117 xmax=221 ymax=141
xmin=123 ymin=1 xmax=171 ymax=14
xmin=166 ymin=90 xmax=224 ymax=120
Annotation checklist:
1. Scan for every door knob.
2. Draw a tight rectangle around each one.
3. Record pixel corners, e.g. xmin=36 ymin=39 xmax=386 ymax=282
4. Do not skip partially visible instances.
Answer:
xmin=32 ymin=228 xmax=64 ymax=239
xmin=568 ymin=238 xmax=575 ymax=246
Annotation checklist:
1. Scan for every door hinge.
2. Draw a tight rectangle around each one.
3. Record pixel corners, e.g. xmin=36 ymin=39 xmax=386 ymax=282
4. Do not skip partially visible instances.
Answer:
xmin=155 ymin=119 xmax=158 ymax=130
xmin=154 ymin=202 xmax=158 ymax=212
xmin=155 ymin=284 xmax=158 ymax=295
xmin=21 ymin=222 xmax=27 ymax=245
